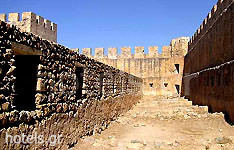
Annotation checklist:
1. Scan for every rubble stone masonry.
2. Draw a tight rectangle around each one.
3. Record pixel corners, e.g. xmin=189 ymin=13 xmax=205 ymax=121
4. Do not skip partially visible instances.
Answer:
xmin=0 ymin=21 xmax=142 ymax=149
xmin=182 ymin=0 xmax=234 ymax=123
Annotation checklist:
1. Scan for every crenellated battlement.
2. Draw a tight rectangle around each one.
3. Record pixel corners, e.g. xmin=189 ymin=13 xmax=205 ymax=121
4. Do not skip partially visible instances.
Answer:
xmin=80 ymin=37 xmax=189 ymax=59
xmin=0 ymin=12 xmax=57 ymax=42
xmin=188 ymin=0 xmax=233 ymax=51
xmin=81 ymin=46 xmax=161 ymax=59
xmin=78 ymin=37 xmax=189 ymax=97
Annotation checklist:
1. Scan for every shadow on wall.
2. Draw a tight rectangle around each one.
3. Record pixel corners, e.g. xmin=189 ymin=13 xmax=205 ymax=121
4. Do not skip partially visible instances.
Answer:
xmin=14 ymin=55 xmax=40 ymax=111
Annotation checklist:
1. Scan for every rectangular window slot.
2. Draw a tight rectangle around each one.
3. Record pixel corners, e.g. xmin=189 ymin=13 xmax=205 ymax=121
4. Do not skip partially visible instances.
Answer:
xmin=175 ymin=84 xmax=180 ymax=94
xmin=175 ymin=64 xmax=180 ymax=74
xmin=75 ymin=67 xmax=84 ymax=100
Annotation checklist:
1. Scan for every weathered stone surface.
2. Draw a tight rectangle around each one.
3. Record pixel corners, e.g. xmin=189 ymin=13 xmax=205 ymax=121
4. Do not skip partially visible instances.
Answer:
xmin=84 ymin=37 xmax=189 ymax=97
xmin=0 ymin=113 xmax=8 ymax=127
xmin=1 ymin=12 xmax=57 ymax=42
xmin=0 ymin=20 xmax=143 ymax=150
xmin=75 ymin=96 xmax=234 ymax=150
xmin=1 ymin=102 xmax=10 ymax=112
xmin=182 ymin=0 xmax=234 ymax=123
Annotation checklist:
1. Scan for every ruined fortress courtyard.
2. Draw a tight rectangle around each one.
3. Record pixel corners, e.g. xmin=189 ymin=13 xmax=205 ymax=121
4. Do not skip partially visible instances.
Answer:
xmin=0 ymin=0 xmax=234 ymax=149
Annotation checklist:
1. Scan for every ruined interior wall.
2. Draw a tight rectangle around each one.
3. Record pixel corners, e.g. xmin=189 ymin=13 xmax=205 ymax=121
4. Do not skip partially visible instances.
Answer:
xmin=0 ymin=21 xmax=142 ymax=149
xmin=84 ymin=37 xmax=189 ymax=97
xmin=0 ymin=12 xmax=57 ymax=43
xmin=182 ymin=0 xmax=234 ymax=123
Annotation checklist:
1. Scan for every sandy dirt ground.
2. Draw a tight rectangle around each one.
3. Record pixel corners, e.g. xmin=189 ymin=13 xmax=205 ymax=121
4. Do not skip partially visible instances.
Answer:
xmin=73 ymin=96 xmax=234 ymax=150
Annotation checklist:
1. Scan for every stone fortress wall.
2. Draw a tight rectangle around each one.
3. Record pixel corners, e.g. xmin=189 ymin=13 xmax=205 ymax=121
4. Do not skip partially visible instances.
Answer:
xmin=0 ymin=21 xmax=142 ymax=149
xmin=181 ymin=0 xmax=234 ymax=123
xmin=0 ymin=12 xmax=57 ymax=43
xmin=78 ymin=36 xmax=189 ymax=97
xmin=0 ymin=12 xmax=189 ymax=98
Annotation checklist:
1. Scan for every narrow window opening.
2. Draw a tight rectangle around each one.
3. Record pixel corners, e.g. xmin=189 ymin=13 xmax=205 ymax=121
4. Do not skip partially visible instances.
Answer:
xmin=36 ymin=19 xmax=39 ymax=24
xmin=149 ymin=83 xmax=153 ymax=88
xmin=99 ymin=72 xmax=104 ymax=98
xmin=51 ymin=26 xmax=53 ymax=31
xmin=14 ymin=55 xmax=40 ymax=111
xmin=175 ymin=64 xmax=180 ymax=74
xmin=75 ymin=67 xmax=84 ymax=100
xmin=175 ymin=84 xmax=180 ymax=94
xmin=164 ymin=83 xmax=168 ymax=87
xmin=44 ymin=23 xmax=46 ymax=28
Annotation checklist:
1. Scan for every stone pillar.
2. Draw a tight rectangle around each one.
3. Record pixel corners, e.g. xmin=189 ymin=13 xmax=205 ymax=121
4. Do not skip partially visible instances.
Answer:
xmin=95 ymin=48 xmax=104 ymax=58
xmin=149 ymin=46 xmax=159 ymax=57
xmin=8 ymin=13 xmax=20 ymax=22
xmin=71 ymin=48 xmax=79 ymax=54
xmin=82 ymin=48 xmax=92 ymax=57
xmin=134 ymin=47 xmax=144 ymax=58
xmin=161 ymin=46 xmax=171 ymax=58
xmin=108 ymin=48 xmax=117 ymax=59
xmin=0 ymin=14 xmax=6 ymax=21
xmin=121 ymin=47 xmax=131 ymax=58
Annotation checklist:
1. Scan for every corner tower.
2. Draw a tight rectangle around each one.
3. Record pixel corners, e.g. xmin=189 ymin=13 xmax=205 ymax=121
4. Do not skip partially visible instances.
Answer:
xmin=0 ymin=12 xmax=57 ymax=42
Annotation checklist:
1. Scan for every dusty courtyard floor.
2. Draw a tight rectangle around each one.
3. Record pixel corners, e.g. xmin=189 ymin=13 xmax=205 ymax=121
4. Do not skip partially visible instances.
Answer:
xmin=73 ymin=96 xmax=234 ymax=150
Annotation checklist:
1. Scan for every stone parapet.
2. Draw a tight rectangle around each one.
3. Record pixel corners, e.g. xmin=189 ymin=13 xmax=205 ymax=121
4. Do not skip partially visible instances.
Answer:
xmin=0 ymin=12 xmax=57 ymax=42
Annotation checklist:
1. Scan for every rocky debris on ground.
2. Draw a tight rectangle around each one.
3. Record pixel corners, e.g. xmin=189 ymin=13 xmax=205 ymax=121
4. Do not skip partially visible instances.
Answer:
xmin=74 ymin=96 xmax=234 ymax=150
xmin=215 ymin=136 xmax=233 ymax=145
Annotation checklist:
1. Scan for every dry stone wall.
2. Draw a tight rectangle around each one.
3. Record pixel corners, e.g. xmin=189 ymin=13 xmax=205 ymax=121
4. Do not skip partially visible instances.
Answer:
xmin=0 ymin=21 xmax=142 ymax=149
xmin=182 ymin=0 xmax=234 ymax=123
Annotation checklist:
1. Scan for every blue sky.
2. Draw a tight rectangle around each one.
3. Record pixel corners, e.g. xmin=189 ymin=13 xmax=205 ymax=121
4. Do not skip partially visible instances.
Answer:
xmin=1 ymin=0 xmax=217 ymax=54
